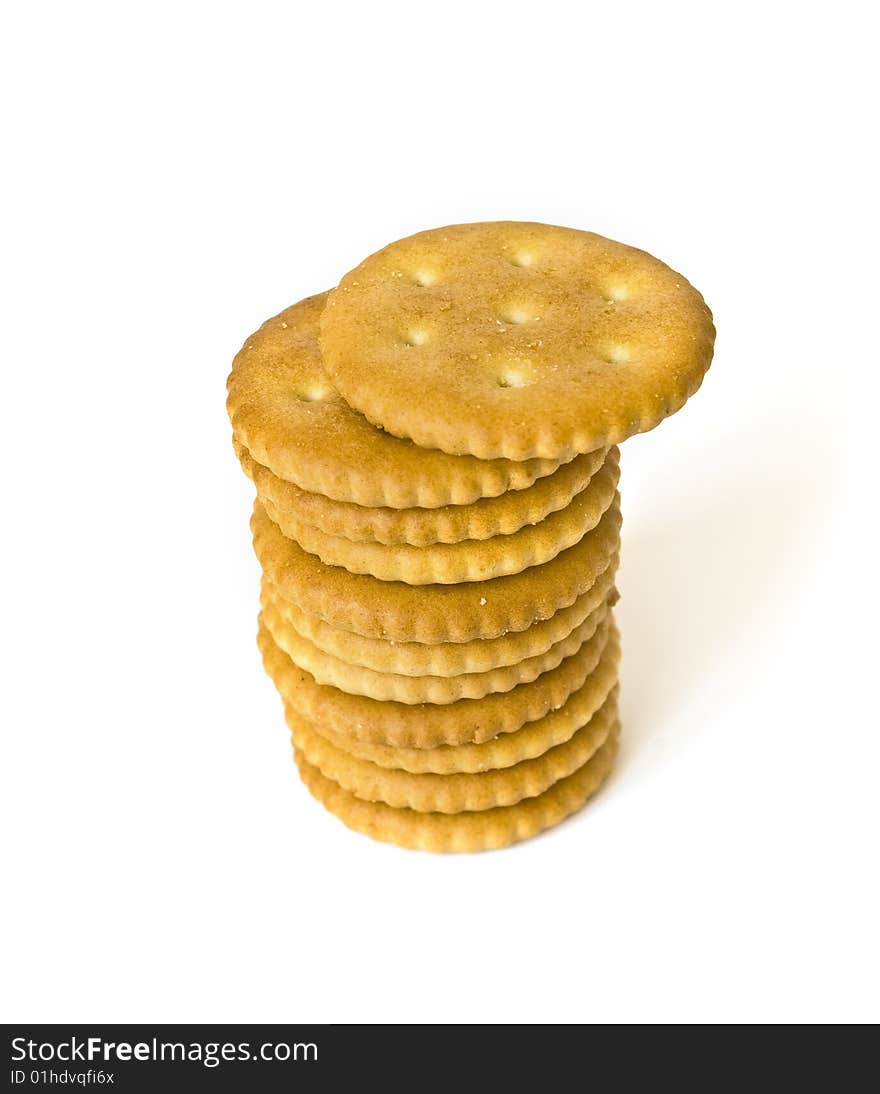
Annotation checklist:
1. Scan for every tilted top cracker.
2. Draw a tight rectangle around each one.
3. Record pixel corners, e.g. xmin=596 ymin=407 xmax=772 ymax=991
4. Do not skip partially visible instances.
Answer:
xmin=320 ymin=222 xmax=715 ymax=461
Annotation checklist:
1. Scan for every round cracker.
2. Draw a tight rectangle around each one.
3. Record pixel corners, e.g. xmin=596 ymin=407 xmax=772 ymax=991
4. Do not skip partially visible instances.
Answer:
xmin=251 ymin=495 xmax=621 ymax=644
xmin=259 ymin=448 xmax=619 ymax=585
xmin=294 ymin=726 xmax=619 ymax=852
xmin=283 ymin=638 xmax=619 ymax=775
xmin=260 ymin=586 xmax=609 ymax=704
xmin=320 ymin=222 xmax=715 ymax=461
xmin=227 ymin=292 xmax=561 ymax=508
xmin=265 ymin=558 xmax=617 ymax=677
xmin=258 ymin=615 xmax=616 ymax=748
xmin=235 ymin=438 xmax=606 ymax=546
xmin=289 ymin=691 xmax=618 ymax=813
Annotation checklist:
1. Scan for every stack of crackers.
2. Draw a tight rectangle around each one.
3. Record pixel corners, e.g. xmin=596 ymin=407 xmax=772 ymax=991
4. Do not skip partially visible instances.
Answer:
xmin=227 ymin=222 xmax=714 ymax=852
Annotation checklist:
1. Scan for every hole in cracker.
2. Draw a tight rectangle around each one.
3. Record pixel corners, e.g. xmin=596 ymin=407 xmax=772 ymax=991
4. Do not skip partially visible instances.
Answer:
xmin=298 ymin=385 xmax=331 ymax=402
xmin=402 ymin=330 xmax=429 ymax=347
xmin=413 ymin=270 xmax=436 ymax=287
xmin=499 ymin=306 xmax=536 ymax=325
xmin=605 ymin=285 xmax=630 ymax=303
xmin=496 ymin=368 xmax=530 ymax=389
xmin=509 ymin=252 xmax=534 ymax=267
xmin=603 ymin=344 xmax=631 ymax=364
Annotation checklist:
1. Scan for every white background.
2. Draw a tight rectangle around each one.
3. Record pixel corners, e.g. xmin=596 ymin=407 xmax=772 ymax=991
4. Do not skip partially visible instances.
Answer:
xmin=2 ymin=1 xmax=877 ymax=1024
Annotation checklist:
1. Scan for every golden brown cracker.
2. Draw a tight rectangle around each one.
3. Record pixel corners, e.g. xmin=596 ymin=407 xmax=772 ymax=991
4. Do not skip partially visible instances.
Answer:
xmin=320 ymin=222 xmax=715 ymax=460
xmin=282 ymin=633 xmax=620 ymax=775
xmin=260 ymin=586 xmax=610 ymax=704
xmin=288 ymin=689 xmax=618 ymax=813
xmin=265 ymin=557 xmax=617 ymax=677
xmin=259 ymin=447 xmax=619 ymax=585
xmin=235 ymin=436 xmax=606 ymax=547
xmin=294 ymin=725 xmax=619 ymax=852
xmin=258 ymin=614 xmax=616 ymax=748
xmin=227 ymin=292 xmax=561 ymax=508
xmin=251 ymin=494 xmax=621 ymax=644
